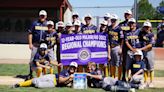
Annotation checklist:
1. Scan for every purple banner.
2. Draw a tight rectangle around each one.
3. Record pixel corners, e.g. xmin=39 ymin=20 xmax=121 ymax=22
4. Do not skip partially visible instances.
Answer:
xmin=60 ymin=33 xmax=108 ymax=65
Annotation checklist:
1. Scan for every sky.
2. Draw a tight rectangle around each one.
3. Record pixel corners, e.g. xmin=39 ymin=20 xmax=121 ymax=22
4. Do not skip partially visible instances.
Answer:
xmin=69 ymin=0 xmax=162 ymax=21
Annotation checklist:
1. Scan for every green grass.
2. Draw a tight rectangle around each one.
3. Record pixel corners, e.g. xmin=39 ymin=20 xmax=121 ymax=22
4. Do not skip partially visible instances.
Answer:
xmin=0 ymin=85 xmax=164 ymax=92
xmin=0 ymin=64 xmax=164 ymax=77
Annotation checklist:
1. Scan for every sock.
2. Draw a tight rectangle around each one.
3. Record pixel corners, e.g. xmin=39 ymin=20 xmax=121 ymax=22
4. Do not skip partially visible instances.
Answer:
xmin=150 ymin=70 xmax=154 ymax=83
xmin=118 ymin=66 xmax=122 ymax=80
xmin=43 ymin=68 xmax=47 ymax=75
xmin=111 ymin=66 xmax=116 ymax=78
xmin=105 ymin=64 xmax=109 ymax=77
xmin=50 ymin=67 xmax=54 ymax=74
xmin=144 ymin=71 xmax=148 ymax=83
xmin=37 ymin=68 xmax=42 ymax=77
xmin=19 ymin=79 xmax=32 ymax=87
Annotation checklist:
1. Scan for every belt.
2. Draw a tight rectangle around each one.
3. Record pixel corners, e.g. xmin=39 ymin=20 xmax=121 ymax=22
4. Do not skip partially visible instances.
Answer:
xmin=110 ymin=44 xmax=119 ymax=48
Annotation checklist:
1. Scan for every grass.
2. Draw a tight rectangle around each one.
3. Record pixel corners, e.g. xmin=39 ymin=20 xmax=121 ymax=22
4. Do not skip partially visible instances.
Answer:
xmin=0 ymin=64 xmax=164 ymax=77
xmin=0 ymin=85 xmax=164 ymax=92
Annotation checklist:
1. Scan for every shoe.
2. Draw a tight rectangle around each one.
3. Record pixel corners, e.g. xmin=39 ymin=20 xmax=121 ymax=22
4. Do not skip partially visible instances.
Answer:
xmin=11 ymin=84 xmax=20 ymax=88
xmin=129 ymin=88 xmax=135 ymax=92
xmin=149 ymin=82 xmax=154 ymax=88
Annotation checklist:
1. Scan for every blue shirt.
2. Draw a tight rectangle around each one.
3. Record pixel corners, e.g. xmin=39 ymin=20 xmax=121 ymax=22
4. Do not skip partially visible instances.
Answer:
xmin=139 ymin=31 xmax=155 ymax=47
xmin=28 ymin=20 xmax=48 ymax=44
xmin=33 ymin=52 xmax=50 ymax=66
xmin=43 ymin=31 xmax=58 ymax=49
xmin=59 ymin=70 xmax=70 ymax=78
xmin=131 ymin=60 xmax=145 ymax=75
xmin=81 ymin=24 xmax=97 ymax=34
xmin=108 ymin=25 xmax=123 ymax=45
xmin=125 ymin=29 xmax=141 ymax=48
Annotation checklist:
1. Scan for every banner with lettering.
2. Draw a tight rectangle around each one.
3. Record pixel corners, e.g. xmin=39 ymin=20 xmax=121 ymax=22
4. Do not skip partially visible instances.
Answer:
xmin=60 ymin=33 xmax=108 ymax=65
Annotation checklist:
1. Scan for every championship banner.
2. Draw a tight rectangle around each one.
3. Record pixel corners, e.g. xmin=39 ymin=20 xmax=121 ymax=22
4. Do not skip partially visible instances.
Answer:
xmin=60 ymin=33 xmax=108 ymax=65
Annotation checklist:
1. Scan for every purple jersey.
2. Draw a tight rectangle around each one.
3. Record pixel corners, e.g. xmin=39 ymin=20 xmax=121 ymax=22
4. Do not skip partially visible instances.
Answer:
xmin=28 ymin=20 xmax=48 ymax=44
xmin=108 ymin=25 xmax=123 ymax=46
xmin=125 ymin=29 xmax=141 ymax=48
xmin=81 ymin=24 xmax=97 ymax=34
xmin=139 ymin=31 xmax=155 ymax=47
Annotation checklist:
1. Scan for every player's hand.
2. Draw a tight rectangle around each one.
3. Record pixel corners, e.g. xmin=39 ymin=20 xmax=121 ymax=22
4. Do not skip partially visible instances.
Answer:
xmin=108 ymin=55 xmax=111 ymax=61
xmin=86 ymin=73 xmax=91 ymax=77
xmin=29 ymin=44 xmax=33 ymax=50
xmin=58 ymin=63 xmax=63 ymax=67
xmin=69 ymin=74 xmax=74 ymax=79
xmin=118 ymin=48 xmax=122 ymax=54
xmin=132 ymin=48 xmax=137 ymax=53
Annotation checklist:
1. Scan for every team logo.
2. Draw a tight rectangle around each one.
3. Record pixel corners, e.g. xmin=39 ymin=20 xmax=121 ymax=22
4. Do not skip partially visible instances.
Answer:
xmin=78 ymin=49 xmax=91 ymax=61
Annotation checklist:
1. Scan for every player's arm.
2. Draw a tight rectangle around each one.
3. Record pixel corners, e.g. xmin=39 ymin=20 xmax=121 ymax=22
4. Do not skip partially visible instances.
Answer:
xmin=86 ymin=73 xmax=102 ymax=80
xmin=28 ymin=34 xmax=33 ymax=49
xmin=59 ymin=74 xmax=73 ymax=84
xmin=50 ymin=61 xmax=62 ymax=67
xmin=36 ymin=61 xmax=50 ymax=69
xmin=127 ymin=69 xmax=132 ymax=80
xmin=108 ymin=44 xmax=111 ymax=61
xmin=140 ymin=44 xmax=152 ymax=51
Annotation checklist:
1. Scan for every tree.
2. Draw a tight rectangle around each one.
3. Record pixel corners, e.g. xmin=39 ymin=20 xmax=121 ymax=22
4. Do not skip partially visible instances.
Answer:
xmin=138 ymin=0 xmax=156 ymax=20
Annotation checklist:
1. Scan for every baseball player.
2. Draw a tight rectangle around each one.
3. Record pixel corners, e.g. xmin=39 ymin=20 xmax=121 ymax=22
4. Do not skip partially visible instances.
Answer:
xmin=156 ymin=23 xmax=164 ymax=47
xmin=64 ymin=21 xmax=74 ymax=34
xmin=157 ymin=17 xmax=164 ymax=32
xmin=31 ymin=43 xmax=61 ymax=77
xmin=128 ymin=50 xmax=145 ymax=89
xmin=28 ymin=10 xmax=48 ymax=79
xmin=125 ymin=18 xmax=141 ymax=78
xmin=81 ymin=14 xmax=97 ymax=34
xmin=99 ymin=20 xmax=108 ymax=34
xmin=108 ymin=14 xmax=123 ymax=80
xmin=58 ymin=62 xmax=78 ymax=87
xmin=73 ymin=20 xmax=82 ymax=34
xmin=56 ymin=21 xmax=65 ymax=73
xmin=72 ymin=12 xmax=79 ymax=24
xmin=42 ymin=20 xmax=58 ymax=65
xmin=119 ymin=10 xmax=133 ymax=81
xmin=103 ymin=13 xmax=111 ymax=26
xmin=139 ymin=21 xmax=155 ymax=87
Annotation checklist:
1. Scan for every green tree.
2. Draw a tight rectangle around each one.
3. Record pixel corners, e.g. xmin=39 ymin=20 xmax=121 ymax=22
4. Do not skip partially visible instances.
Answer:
xmin=138 ymin=0 xmax=156 ymax=20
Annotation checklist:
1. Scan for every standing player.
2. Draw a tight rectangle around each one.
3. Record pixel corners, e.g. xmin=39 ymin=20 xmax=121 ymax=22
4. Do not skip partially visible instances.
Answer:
xmin=73 ymin=20 xmax=82 ymax=34
xmin=157 ymin=17 xmax=164 ymax=32
xmin=156 ymin=23 xmax=164 ymax=47
xmin=43 ymin=20 xmax=58 ymax=65
xmin=72 ymin=12 xmax=79 ymax=24
xmin=64 ymin=21 xmax=74 ymax=34
xmin=81 ymin=14 xmax=97 ymax=34
xmin=103 ymin=13 xmax=111 ymax=26
xmin=119 ymin=10 xmax=133 ymax=81
xmin=139 ymin=21 xmax=155 ymax=87
xmin=28 ymin=10 xmax=48 ymax=79
xmin=99 ymin=20 xmax=108 ymax=34
xmin=108 ymin=14 xmax=123 ymax=80
xmin=125 ymin=18 xmax=141 ymax=78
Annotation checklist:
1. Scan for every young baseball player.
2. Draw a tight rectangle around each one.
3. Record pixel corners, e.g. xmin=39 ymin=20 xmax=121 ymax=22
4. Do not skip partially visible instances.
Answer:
xmin=64 ymin=21 xmax=74 ymax=34
xmin=73 ymin=20 xmax=82 ymax=34
xmin=139 ymin=21 xmax=155 ymax=87
xmin=31 ymin=43 xmax=61 ymax=77
xmin=86 ymin=62 xmax=104 ymax=88
xmin=119 ymin=10 xmax=133 ymax=81
xmin=99 ymin=20 xmax=108 ymax=34
xmin=128 ymin=50 xmax=145 ymax=89
xmin=108 ymin=14 xmax=123 ymax=80
xmin=28 ymin=10 xmax=48 ymax=79
xmin=125 ymin=18 xmax=141 ymax=77
xmin=156 ymin=23 xmax=164 ymax=47
xmin=103 ymin=13 xmax=111 ymax=26
xmin=58 ymin=62 xmax=78 ymax=87
xmin=81 ymin=14 xmax=97 ymax=34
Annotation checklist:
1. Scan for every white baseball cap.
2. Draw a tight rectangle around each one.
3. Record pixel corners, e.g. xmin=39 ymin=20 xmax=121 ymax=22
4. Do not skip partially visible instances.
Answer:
xmin=100 ymin=20 xmax=108 ymax=25
xmin=40 ymin=43 xmax=47 ymax=49
xmin=69 ymin=62 xmax=78 ymax=68
xmin=39 ymin=10 xmax=47 ymax=16
xmin=110 ymin=14 xmax=118 ymax=20
xmin=124 ymin=10 xmax=132 ymax=15
xmin=104 ymin=13 xmax=111 ymax=18
xmin=74 ymin=20 xmax=81 ymax=26
xmin=72 ymin=12 xmax=79 ymax=16
xmin=66 ymin=21 xmax=73 ymax=27
xmin=133 ymin=49 xmax=143 ymax=60
xmin=57 ymin=21 xmax=65 ymax=27
xmin=143 ymin=21 xmax=152 ymax=27
xmin=128 ymin=18 xmax=136 ymax=23
xmin=47 ymin=20 xmax=54 ymax=26
xmin=84 ymin=14 xmax=92 ymax=19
